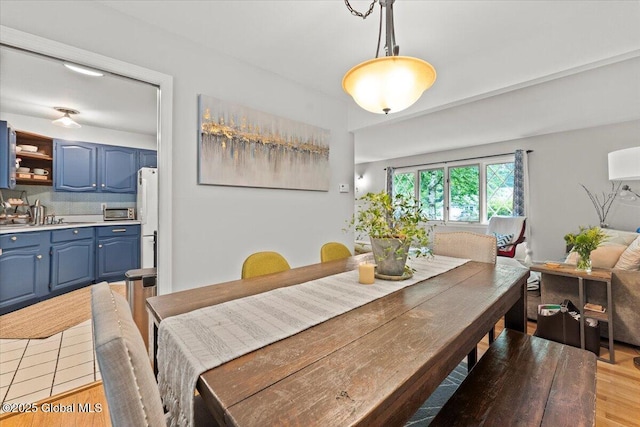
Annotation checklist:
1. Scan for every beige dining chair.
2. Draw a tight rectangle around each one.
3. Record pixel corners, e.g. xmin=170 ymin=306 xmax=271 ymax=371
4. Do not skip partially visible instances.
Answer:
xmin=432 ymin=232 xmax=498 ymax=369
xmin=91 ymin=282 xmax=214 ymax=427
xmin=433 ymin=231 xmax=497 ymax=264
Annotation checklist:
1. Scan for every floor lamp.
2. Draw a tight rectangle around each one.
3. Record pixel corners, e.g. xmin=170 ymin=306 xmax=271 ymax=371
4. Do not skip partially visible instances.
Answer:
xmin=608 ymin=147 xmax=640 ymax=369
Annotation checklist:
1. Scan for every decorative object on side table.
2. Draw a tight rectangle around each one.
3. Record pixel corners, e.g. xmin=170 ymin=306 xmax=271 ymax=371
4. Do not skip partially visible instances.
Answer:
xmin=564 ymin=226 xmax=607 ymax=273
xmin=348 ymin=191 xmax=432 ymax=278
xmin=580 ymin=182 xmax=622 ymax=228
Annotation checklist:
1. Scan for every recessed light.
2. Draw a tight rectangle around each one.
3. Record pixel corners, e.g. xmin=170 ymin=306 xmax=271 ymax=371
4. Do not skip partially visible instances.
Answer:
xmin=63 ymin=63 xmax=104 ymax=77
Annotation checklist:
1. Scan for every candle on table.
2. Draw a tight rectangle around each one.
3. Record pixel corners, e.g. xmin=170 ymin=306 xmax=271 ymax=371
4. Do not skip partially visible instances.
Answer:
xmin=359 ymin=263 xmax=375 ymax=284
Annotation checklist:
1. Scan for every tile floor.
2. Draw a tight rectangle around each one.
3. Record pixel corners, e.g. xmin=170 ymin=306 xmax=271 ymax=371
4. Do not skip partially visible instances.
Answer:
xmin=0 ymin=319 xmax=100 ymax=413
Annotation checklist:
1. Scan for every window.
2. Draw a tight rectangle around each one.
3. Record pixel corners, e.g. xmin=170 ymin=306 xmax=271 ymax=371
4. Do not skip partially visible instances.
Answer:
xmin=448 ymin=165 xmax=479 ymax=222
xmin=392 ymin=156 xmax=515 ymax=223
xmin=393 ymin=172 xmax=415 ymax=200
xmin=485 ymin=162 xmax=514 ymax=218
xmin=419 ymin=169 xmax=444 ymax=220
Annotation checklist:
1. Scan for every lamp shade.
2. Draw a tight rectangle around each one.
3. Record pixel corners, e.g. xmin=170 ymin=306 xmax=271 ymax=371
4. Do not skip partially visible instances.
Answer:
xmin=608 ymin=147 xmax=640 ymax=180
xmin=52 ymin=113 xmax=81 ymax=129
xmin=342 ymin=56 xmax=436 ymax=114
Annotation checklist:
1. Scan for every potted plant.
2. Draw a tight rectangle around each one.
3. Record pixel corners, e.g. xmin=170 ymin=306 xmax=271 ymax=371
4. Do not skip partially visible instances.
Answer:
xmin=564 ymin=226 xmax=607 ymax=273
xmin=349 ymin=191 xmax=432 ymax=278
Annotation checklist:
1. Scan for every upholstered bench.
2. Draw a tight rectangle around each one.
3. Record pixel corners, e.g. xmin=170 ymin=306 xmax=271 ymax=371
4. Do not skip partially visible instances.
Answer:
xmin=430 ymin=329 xmax=597 ymax=426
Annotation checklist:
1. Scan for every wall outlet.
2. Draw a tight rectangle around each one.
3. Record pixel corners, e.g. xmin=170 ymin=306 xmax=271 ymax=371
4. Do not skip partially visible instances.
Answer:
xmin=339 ymin=183 xmax=350 ymax=193
xmin=101 ymin=203 xmax=107 ymax=212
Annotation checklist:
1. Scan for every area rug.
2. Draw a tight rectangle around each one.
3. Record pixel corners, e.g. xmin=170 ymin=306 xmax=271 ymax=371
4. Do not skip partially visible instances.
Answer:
xmin=0 ymin=283 xmax=125 ymax=339
xmin=405 ymin=362 xmax=468 ymax=426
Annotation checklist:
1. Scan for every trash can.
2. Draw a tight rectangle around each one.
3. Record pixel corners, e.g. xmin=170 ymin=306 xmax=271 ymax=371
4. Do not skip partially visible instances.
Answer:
xmin=125 ymin=267 xmax=157 ymax=350
xmin=534 ymin=299 xmax=600 ymax=356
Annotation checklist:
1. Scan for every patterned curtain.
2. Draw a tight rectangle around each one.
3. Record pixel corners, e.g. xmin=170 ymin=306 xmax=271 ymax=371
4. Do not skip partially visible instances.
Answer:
xmin=513 ymin=149 xmax=532 ymax=264
xmin=386 ymin=167 xmax=395 ymax=198
xmin=513 ymin=150 xmax=527 ymax=216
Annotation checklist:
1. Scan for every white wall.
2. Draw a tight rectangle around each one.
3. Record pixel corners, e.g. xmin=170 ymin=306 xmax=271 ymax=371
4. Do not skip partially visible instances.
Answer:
xmin=0 ymin=112 xmax=156 ymax=149
xmin=356 ymin=120 xmax=640 ymax=262
xmin=0 ymin=2 xmax=354 ymax=291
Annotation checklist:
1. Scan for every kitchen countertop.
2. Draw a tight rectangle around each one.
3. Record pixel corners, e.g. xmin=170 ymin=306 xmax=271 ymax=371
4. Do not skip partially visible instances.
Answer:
xmin=0 ymin=220 xmax=141 ymax=235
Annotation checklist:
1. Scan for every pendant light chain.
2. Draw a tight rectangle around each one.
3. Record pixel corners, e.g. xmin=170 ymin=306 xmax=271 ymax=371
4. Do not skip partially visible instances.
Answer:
xmin=344 ymin=0 xmax=377 ymax=19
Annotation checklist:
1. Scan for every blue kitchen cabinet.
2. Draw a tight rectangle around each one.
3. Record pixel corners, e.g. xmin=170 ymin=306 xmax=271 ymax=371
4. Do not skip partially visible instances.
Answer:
xmin=50 ymin=227 xmax=95 ymax=294
xmin=138 ymin=149 xmax=157 ymax=169
xmin=54 ymin=140 xmax=97 ymax=191
xmin=99 ymin=145 xmax=137 ymax=193
xmin=0 ymin=231 xmax=50 ymax=315
xmin=54 ymin=140 xmax=137 ymax=193
xmin=0 ymin=120 xmax=17 ymax=189
xmin=96 ymin=225 xmax=140 ymax=282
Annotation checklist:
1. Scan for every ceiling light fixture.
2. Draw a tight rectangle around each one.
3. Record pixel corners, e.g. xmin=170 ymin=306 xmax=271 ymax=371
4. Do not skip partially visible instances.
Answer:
xmin=63 ymin=63 xmax=104 ymax=77
xmin=52 ymin=107 xmax=81 ymax=129
xmin=342 ymin=0 xmax=436 ymax=115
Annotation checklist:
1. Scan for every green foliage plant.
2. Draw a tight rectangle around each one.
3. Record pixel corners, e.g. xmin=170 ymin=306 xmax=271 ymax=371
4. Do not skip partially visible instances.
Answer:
xmin=349 ymin=191 xmax=432 ymax=258
xmin=564 ymin=226 xmax=607 ymax=270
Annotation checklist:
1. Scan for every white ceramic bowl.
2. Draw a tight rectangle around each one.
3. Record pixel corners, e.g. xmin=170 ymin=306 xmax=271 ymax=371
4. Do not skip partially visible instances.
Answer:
xmin=15 ymin=146 xmax=22 ymax=153
xmin=17 ymin=167 xmax=30 ymax=173
xmin=18 ymin=144 xmax=38 ymax=152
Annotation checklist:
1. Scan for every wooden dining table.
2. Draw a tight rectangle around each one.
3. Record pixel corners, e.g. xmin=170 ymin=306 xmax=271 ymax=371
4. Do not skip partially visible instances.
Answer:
xmin=146 ymin=254 xmax=529 ymax=427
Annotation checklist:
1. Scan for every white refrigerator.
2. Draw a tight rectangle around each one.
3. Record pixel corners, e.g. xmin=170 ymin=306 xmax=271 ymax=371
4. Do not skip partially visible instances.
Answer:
xmin=137 ymin=167 xmax=158 ymax=268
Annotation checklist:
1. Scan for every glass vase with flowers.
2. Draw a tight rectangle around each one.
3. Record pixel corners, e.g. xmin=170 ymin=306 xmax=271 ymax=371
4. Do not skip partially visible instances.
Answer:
xmin=564 ymin=226 xmax=607 ymax=273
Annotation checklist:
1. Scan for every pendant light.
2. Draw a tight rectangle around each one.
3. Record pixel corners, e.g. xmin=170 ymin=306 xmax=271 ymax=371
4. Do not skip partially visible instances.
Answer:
xmin=342 ymin=0 xmax=436 ymax=114
xmin=52 ymin=107 xmax=81 ymax=129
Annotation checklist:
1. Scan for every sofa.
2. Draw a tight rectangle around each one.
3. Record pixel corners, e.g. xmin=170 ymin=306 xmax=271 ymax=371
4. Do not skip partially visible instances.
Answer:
xmin=539 ymin=229 xmax=640 ymax=347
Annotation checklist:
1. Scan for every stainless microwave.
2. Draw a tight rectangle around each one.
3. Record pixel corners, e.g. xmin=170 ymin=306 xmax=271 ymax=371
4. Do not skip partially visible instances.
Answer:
xmin=103 ymin=207 xmax=136 ymax=221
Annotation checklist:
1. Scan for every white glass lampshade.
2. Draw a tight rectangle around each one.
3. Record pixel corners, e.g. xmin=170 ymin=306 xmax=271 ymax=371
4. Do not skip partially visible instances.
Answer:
xmin=52 ymin=112 xmax=81 ymax=129
xmin=342 ymin=56 xmax=436 ymax=114
xmin=608 ymin=147 xmax=640 ymax=180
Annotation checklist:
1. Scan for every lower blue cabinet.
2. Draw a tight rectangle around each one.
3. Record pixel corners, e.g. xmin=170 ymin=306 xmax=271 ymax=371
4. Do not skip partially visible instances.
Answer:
xmin=96 ymin=225 xmax=140 ymax=282
xmin=0 ymin=232 xmax=50 ymax=315
xmin=1 ymin=224 xmax=141 ymax=315
xmin=50 ymin=228 xmax=95 ymax=294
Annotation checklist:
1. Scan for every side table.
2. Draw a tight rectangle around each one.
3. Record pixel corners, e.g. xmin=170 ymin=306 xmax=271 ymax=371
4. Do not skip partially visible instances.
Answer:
xmin=530 ymin=263 xmax=614 ymax=364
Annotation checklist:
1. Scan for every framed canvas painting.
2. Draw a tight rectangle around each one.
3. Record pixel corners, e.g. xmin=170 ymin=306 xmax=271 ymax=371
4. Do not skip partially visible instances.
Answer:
xmin=198 ymin=94 xmax=330 ymax=191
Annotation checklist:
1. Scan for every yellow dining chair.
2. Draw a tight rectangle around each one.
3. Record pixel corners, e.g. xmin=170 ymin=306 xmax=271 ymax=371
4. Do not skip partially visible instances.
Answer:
xmin=241 ymin=251 xmax=291 ymax=279
xmin=320 ymin=242 xmax=352 ymax=262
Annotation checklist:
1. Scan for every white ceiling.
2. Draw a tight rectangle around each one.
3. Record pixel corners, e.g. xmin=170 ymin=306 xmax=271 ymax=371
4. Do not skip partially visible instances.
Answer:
xmin=0 ymin=46 xmax=158 ymax=136
xmin=2 ymin=1 xmax=639 ymax=163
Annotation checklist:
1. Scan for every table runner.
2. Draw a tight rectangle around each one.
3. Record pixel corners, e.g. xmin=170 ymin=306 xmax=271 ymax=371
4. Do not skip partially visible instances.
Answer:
xmin=157 ymin=255 xmax=468 ymax=426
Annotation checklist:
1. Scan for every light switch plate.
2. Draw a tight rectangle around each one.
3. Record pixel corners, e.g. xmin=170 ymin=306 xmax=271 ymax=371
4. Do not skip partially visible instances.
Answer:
xmin=339 ymin=183 xmax=349 ymax=193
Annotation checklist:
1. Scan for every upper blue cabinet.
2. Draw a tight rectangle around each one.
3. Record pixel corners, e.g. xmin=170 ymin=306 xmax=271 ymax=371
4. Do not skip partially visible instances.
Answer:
xmin=0 ymin=121 xmax=17 ymax=189
xmin=99 ymin=145 xmax=137 ymax=193
xmin=54 ymin=140 xmax=143 ymax=193
xmin=138 ymin=149 xmax=157 ymax=169
xmin=54 ymin=140 xmax=97 ymax=192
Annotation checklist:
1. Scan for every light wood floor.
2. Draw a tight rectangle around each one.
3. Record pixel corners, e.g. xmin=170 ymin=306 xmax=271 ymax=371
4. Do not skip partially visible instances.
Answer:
xmin=1 ymin=321 xmax=638 ymax=427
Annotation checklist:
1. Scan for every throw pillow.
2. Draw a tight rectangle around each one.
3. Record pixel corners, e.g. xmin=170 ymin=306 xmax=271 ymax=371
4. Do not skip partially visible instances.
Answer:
xmin=492 ymin=232 xmax=514 ymax=249
xmin=603 ymin=229 xmax=640 ymax=246
xmin=614 ymin=236 xmax=640 ymax=270
xmin=564 ymin=243 xmax=628 ymax=269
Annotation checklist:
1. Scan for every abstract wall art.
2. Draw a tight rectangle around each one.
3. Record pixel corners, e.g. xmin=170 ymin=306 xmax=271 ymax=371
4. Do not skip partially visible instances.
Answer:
xmin=198 ymin=94 xmax=330 ymax=191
